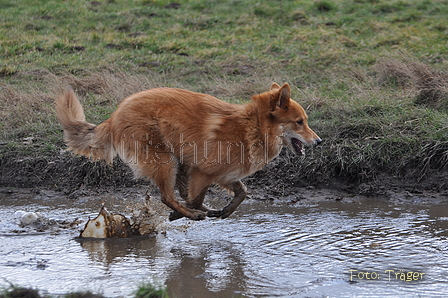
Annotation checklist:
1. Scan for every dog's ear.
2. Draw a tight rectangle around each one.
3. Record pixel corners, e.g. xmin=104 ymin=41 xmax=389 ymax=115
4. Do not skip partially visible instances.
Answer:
xmin=276 ymin=83 xmax=290 ymax=110
xmin=270 ymin=83 xmax=281 ymax=90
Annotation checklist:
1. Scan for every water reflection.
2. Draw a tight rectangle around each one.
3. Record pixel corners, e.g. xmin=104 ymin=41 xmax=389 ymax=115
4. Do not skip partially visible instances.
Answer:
xmin=76 ymin=234 xmax=248 ymax=297
xmin=77 ymin=237 xmax=158 ymax=266
xmin=166 ymin=241 xmax=247 ymax=297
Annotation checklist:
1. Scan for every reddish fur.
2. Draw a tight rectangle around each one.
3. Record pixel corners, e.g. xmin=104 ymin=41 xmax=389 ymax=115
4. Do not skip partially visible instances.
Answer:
xmin=56 ymin=83 xmax=320 ymax=220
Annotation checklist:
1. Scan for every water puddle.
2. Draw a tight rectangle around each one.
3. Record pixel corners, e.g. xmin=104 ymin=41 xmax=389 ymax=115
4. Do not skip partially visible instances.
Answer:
xmin=1 ymin=189 xmax=448 ymax=297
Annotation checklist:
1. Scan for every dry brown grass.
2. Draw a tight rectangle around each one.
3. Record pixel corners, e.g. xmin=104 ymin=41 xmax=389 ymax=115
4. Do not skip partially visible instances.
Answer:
xmin=0 ymin=70 xmax=160 ymax=131
xmin=1 ymin=69 xmax=290 ymax=125
xmin=0 ymin=69 xmax=289 ymax=146
xmin=376 ymin=57 xmax=448 ymax=111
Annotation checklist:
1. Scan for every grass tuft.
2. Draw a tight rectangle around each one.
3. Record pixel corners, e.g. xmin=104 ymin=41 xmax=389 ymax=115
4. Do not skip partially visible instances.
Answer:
xmin=0 ymin=285 xmax=40 ymax=298
xmin=0 ymin=282 xmax=166 ymax=298
xmin=314 ymin=0 xmax=337 ymax=12
xmin=418 ymin=141 xmax=448 ymax=179
xmin=133 ymin=280 xmax=168 ymax=298
xmin=376 ymin=57 xmax=448 ymax=111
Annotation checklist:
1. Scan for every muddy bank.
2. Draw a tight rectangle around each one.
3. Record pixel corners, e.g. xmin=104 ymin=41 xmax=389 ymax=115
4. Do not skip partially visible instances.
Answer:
xmin=1 ymin=148 xmax=447 ymax=199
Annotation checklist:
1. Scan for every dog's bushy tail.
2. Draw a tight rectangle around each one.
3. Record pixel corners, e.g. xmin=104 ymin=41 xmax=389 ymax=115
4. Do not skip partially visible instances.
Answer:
xmin=55 ymin=88 xmax=115 ymax=163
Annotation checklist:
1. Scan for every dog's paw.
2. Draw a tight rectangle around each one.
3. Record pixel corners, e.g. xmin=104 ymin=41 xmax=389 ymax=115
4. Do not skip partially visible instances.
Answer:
xmin=169 ymin=210 xmax=206 ymax=221
xmin=169 ymin=211 xmax=185 ymax=221
xmin=220 ymin=210 xmax=232 ymax=219
xmin=206 ymin=210 xmax=222 ymax=218
xmin=189 ymin=211 xmax=206 ymax=221
xmin=218 ymin=206 xmax=234 ymax=219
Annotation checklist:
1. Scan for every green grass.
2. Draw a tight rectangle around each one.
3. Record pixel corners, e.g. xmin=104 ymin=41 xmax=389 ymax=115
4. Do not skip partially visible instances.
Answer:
xmin=0 ymin=281 xmax=168 ymax=298
xmin=134 ymin=280 xmax=169 ymax=298
xmin=0 ymin=284 xmax=41 ymax=298
xmin=2 ymin=0 xmax=448 ymax=75
xmin=1 ymin=0 xmax=448 ymax=185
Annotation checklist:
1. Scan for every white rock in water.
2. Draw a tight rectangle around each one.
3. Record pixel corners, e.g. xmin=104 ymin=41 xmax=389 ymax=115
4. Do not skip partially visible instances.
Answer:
xmin=18 ymin=212 xmax=44 ymax=225
xmin=14 ymin=210 xmax=27 ymax=219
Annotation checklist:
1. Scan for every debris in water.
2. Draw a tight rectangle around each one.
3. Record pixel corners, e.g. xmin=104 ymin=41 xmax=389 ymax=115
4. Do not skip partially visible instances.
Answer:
xmin=15 ymin=210 xmax=44 ymax=226
xmin=369 ymin=242 xmax=382 ymax=248
xmin=13 ymin=210 xmax=81 ymax=232
xmin=131 ymin=206 xmax=163 ymax=236
xmin=79 ymin=200 xmax=165 ymax=238
xmin=80 ymin=206 xmax=136 ymax=238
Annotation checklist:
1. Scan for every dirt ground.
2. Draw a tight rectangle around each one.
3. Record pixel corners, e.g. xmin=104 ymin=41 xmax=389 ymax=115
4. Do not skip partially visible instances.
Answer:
xmin=1 ymin=148 xmax=447 ymax=203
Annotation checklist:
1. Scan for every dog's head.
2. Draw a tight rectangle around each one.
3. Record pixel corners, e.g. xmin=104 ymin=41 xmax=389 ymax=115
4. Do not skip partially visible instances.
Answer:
xmin=269 ymin=83 xmax=321 ymax=155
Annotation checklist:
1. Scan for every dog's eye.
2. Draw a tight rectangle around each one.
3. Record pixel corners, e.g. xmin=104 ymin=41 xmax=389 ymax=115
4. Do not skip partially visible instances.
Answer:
xmin=296 ymin=120 xmax=303 ymax=125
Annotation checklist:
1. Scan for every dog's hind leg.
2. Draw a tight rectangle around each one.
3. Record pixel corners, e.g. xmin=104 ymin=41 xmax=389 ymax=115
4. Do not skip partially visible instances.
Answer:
xmin=207 ymin=180 xmax=247 ymax=219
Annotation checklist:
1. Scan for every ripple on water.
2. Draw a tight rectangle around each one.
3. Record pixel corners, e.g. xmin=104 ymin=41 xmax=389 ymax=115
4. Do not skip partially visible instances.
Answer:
xmin=1 ymin=194 xmax=448 ymax=297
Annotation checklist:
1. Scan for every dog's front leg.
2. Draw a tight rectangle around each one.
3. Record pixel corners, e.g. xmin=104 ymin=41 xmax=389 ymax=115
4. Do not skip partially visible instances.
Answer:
xmin=154 ymin=164 xmax=206 ymax=221
xmin=169 ymin=166 xmax=190 ymax=221
xmin=161 ymin=187 xmax=206 ymax=221
xmin=208 ymin=180 xmax=247 ymax=219
xmin=169 ymin=184 xmax=210 ymax=221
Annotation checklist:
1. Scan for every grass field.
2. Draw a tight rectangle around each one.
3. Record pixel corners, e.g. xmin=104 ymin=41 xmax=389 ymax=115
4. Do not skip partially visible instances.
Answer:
xmin=1 ymin=0 xmax=448 ymax=187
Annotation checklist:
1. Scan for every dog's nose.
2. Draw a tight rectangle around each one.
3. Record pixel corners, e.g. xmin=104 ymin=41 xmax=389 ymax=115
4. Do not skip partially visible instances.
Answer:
xmin=315 ymin=138 xmax=322 ymax=146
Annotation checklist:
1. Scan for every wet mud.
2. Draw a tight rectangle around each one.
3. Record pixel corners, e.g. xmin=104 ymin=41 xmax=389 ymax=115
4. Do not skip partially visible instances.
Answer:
xmin=1 ymin=148 xmax=448 ymax=199
xmin=1 ymin=186 xmax=448 ymax=297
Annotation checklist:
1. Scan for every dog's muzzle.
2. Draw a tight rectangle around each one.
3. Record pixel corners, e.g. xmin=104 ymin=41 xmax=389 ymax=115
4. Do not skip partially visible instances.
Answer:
xmin=291 ymin=138 xmax=322 ymax=156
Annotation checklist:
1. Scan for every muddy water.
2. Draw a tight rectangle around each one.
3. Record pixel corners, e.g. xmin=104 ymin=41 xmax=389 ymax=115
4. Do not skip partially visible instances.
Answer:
xmin=1 ymin=189 xmax=448 ymax=297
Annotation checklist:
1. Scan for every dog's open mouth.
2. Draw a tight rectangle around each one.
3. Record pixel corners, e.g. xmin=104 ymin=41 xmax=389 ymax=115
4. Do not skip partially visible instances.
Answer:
xmin=291 ymin=138 xmax=305 ymax=155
